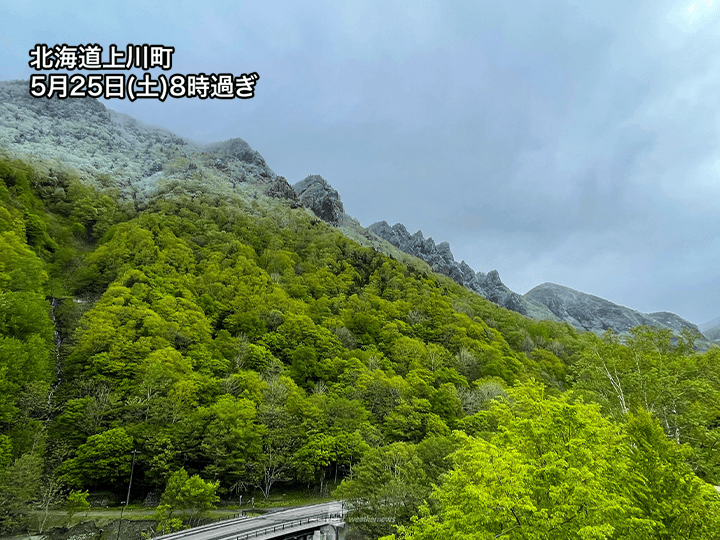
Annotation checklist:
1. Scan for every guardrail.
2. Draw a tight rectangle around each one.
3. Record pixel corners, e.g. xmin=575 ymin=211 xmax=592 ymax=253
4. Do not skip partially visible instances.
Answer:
xmin=150 ymin=513 xmax=249 ymax=540
xmin=186 ymin=513 xmax=246 ymax=528
xmin=234 ymin=512 xmax=345 ymax=540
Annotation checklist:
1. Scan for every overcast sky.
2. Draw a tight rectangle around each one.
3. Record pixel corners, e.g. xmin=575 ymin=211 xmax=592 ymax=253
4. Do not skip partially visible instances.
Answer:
xmin=2 ymin=0 xmax=719 ymax=324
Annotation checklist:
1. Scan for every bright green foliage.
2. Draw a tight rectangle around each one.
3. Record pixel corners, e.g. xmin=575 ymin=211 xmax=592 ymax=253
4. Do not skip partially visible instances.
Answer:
xmin=0 ymin=155 xmax=131 ymax=481
xmin=395 ymin=382 xmax=720 ymax=540
xmin=51 ymin=397 xmax=93 ymax=448
xmin=397 ymin=383 xmax=628 ymax=539
xmin=0 ymin=232 xmax=47 ymax=291
xmin=293 ymin=432 xmax=369 ymax=495
xmin=293 ymin=433 xmax=335 ymax=493
xmin=199 ymin=395 xmax=263 ymax=482
xmin=66 ymin=490 xmax=89 ymax=520
xmin=384 ymin=398 xmax=449 ymax=442
xmin=1 ymin=154 xmax=718 ymax=537
xmin=160 ymin=468 xmax=219 ymax=520
xmin=152 ymin=504 xmax=184 ymax=535
xmin=57 ymin=427 xmax=133 ymax=489
xmin=623 ymin=411 xmax=720 ymax=539
xmin=573 ymin=326 xmax=720 ymax=483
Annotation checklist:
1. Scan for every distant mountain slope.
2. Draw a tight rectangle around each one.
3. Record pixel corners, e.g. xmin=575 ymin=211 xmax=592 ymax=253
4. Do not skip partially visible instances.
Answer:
xmin=0 ymin=80 xmax=197 ymax=181
xmin=525 ymin=283 xmax=700 ymax=334
xmin=367 ymin=220 xmax=702 ymax=337
xmin=699 ymin=316 xmax=720 ymax=333
xmin=367 ymin=221 xmax=559 ymax=321
xmin=699 ymin=317 xmax=720 ymax=342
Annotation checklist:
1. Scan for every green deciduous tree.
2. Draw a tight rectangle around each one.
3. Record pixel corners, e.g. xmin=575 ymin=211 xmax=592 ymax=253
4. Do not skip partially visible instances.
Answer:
xmin=395 ymin=382 xmax=720 ymax=540
xmin=622 ymin=410 xmax=720 ymax=539
xmin=573 ymin=327 xmax=720 ymax=483
xmin=57 ymin=427 xmax=133 ymax=489
xmin=199 ymin=395 xmax=263 ymax=487
xmin=66 ymin=490 xmax=89 ymax=521
xmin=401 ymin=384 xmax=628 ymax=539
xmin=160 ymin=468 xmax=219 ymax=521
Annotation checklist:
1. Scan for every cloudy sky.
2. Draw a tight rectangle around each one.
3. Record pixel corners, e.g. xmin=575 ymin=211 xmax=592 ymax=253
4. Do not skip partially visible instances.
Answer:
xmin=2 ymin=0 xmax=719 ymax=325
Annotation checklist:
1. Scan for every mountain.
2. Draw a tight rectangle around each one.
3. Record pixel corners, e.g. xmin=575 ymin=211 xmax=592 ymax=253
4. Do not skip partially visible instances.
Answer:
xmin=2 ymin=79 xmax=598 ymax=518
xmin=704 ymin=325 xmax=720 ymax=341
xmin=524 ymin=283 xmax=700 ymax=335
xmin=367 ymin=220 xmax=701 ymax=337
xmin=2 ymin=79 xmax=720 ymax=537
xmin=0 ymin=80 xmax=346 ymax=227
xmin=0 ymin=80 xmax=203 ymax=188
xmin=0 ymin=79 xmax=702 ymax=338
xmin=366 ymin=221 xmax=559 ymax=321
xmin=699 ymin=316 xmax=720 ymax=333
xmin=699 ymin=317 xmax=720 ymax=342
xmin=292 ymin=174 xmax=344 ymax=225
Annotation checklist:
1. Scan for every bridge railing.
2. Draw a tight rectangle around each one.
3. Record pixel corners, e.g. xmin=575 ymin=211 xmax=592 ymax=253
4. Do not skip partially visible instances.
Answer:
xmin=186 ymin=512 xmax=246 ymax=528
xmin=234 ymin=512 xmax=345 ymax=540
xmin=149 ymin=512 xmax=249 ymax=540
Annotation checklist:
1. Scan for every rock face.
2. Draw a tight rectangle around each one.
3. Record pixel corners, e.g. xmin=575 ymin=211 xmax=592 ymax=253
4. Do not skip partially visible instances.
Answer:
xmin=293 ymin=175 xmax=344 ymax=225
xmin=203 ymin=137 xmax=275 ymax=179
xmin=478 ymin=270 xmax=528 ymax=314
xmin=265 ymin=175 xmax=299 ymax=203
xmin=648 ymin=312 xmax=701 ymax=334
xmin=367 ymin=221 xmax=538 ymax=316
xmin=524 ymin=283 xmax=700 ymax=334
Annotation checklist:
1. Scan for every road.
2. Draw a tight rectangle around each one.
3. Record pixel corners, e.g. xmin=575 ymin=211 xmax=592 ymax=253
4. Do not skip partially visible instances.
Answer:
xmin=154 ymin=501 xmax=344 ymax=540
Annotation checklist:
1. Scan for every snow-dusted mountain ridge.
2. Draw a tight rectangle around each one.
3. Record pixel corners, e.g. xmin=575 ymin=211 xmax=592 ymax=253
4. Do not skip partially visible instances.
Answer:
xmin=0 ymin=79 xmax=707 ymax=339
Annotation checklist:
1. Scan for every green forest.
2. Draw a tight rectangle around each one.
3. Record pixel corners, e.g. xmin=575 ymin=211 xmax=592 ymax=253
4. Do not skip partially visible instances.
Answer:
xmin=1 ymin=153 xmax=719 ymax=539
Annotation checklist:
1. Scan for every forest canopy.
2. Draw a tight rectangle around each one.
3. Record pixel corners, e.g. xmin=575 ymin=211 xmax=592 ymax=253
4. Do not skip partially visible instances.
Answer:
xmin=0 ymin=154 xmax=718 ymax=539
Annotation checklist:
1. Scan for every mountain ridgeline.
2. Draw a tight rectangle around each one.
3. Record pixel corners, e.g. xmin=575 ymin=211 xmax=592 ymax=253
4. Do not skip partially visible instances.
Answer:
xmin=1 ymin=79 xmax=719 ymax=539
xmin=368 ymin=221 xmax=703 ymax=338
xmin=0 ymin=79 xmax=703 ymax=339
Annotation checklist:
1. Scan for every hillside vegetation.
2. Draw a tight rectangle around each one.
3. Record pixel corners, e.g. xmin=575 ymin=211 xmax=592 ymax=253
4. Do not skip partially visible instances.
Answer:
xmin=0 ymin=153 xmax=718 ymax=539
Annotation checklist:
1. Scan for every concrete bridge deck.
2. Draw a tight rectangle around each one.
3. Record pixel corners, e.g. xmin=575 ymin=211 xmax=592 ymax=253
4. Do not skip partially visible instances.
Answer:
xmin=153 ymin=502 xmax=345 ymax=540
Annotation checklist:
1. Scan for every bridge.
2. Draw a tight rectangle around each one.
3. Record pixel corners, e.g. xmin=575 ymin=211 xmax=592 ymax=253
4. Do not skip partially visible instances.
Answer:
xmin=154 ymin=502 xmax=345 ymax=540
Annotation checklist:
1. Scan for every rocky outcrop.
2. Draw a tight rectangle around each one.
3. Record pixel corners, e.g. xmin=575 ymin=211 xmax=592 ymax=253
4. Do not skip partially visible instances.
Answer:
xmin=368 ymin=221 xmax=701 ymax=337
xmin=476 ymin=270 xmax=528 ymax=314
xmin=293 ymin=175 xmax=344 ymax=225
xmin=524 ymin=283 xmax=700 ymax=334
xmin=648 ymin=312 xmax=701 ymax=334
xmin=202 ymin=137 xmax=275 ymax=180
xmin=265 ymin=175 xmax=299 ymax=203
xmin=367 ymin=221 xmax=541 ymax=317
